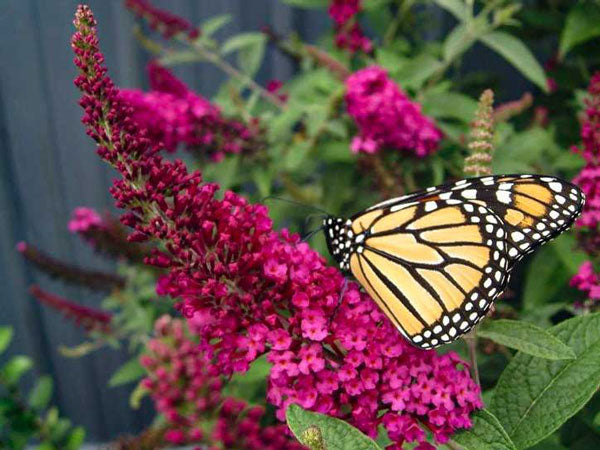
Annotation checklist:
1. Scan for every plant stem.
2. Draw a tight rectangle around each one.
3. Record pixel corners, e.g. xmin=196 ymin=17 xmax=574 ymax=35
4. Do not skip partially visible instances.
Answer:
xmin=464 ymin=330 xmax=481 ymax=387
xmin=383 ymin=0 xmax=415 ymax=46
xmin=448 ymin=439 xmax=464 ymax=450
xmin=187 ymin=39 xmax=287 ymax=110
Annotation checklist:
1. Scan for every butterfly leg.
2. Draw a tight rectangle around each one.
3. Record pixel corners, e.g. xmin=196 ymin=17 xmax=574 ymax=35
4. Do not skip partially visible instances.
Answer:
xmin=329 ymin=277 xmax=349 ymax=326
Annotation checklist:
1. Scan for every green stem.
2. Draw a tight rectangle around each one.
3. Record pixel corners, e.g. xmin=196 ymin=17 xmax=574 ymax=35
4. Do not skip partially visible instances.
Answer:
xmin=186 ymin=39 xmax=287 ymax=110
xmin=464 ymin=330 xmax=481 ymax=387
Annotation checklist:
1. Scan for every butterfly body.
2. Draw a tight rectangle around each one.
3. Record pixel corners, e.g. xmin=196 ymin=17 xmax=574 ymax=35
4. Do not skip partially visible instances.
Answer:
xmin=323 ymin=174 xmax=585 ymax=349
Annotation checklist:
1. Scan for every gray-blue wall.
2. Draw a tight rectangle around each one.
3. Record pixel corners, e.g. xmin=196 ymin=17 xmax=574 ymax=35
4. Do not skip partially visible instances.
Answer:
xmin=0 ymin=0 xmax=538 ymax=442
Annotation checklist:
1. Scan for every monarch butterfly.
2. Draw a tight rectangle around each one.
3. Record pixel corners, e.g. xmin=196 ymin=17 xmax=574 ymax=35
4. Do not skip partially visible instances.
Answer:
xmin=323 ymin=174 xmax=585 ymax=349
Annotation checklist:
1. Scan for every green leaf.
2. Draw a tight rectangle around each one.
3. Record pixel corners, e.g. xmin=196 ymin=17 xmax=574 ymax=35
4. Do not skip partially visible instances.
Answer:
xmin=478 ymin=319 xmax=575 ymax=360
xmin=551 ymin=233 xmax=588 ymax=274
xmin=434 ymin=0 xmax=469 ymax=21
xmin=559 ymin=2 xmax=600 ymax=60
xmin=201 ymin=14 xmax=231 ymax=37
xmin=521 ymin=245 xmax=567 ymax=308
xmin=284 ymin=141 xmax=311 ymax=171
xmin=1 ymin=356 xmax=33 ymax=385
xmin=0 ymin=326 xmax=13 ymax=354
xmin=490 ymin=313 xmax=600 ymax=448
xmin=422 ymin=91 xmax=478 ymax=123
xmin=443 ymin=24 xmax=475 ymax=63
xmin=453 ymin=409 xmax=517 ymax=450
xmin=129 ymin=382 xmax=148 ymax=409
xmin=395 ymin=53 xmax=443 ymax=90
xmin=281 ymin=0 xmax=328 ymax=7
xmin=375 ymin=48 xmax=407 ymax=74
xmin=286 ymin=404 xmax=382 ymax=449
xmin=221 ymin=32 xmax=266 ymax=77
xmin=479 ymin=31 xmax=548 ymax=92
xmin=108 ymin=358 xmax=145 ymax=387
xmin=65 ymin=427 xmax=85 ymax=450
xmin=28 ymin=376 xmax=53 ymax=411
xmin=320 ymin=141 xmax=353 ymax=163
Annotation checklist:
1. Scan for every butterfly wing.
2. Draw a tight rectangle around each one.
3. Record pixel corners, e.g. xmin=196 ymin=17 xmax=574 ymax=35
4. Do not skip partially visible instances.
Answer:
xmin=347 ymin=174 xmax=585 ymax=349
xmin=441 ymin=175 xmax=585 ymax=266
xmin=349 ymin=198 xmax=509 ymax=349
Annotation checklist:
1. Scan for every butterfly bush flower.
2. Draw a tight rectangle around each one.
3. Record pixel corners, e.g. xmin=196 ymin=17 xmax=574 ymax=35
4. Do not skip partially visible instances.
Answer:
xmin=571 ymin=73 xmax=600 ymax=308
xmin=72 ymin=6 xmax=480 ymax=446
xmin=141 ymin=316 xmax=303 ymax=449
xmin=118 ymin=62 xmax=260 ymax=160
xmin=345 ymin=66 xmax=442 ymax=157
xmin=124 ymin=0 xmax=199 ymax=39
xmin=328 ymin=0 xmax=372 ymax=53
xmin=29 ymin=285 xmax=112 ymax=333
xmin=573 ymin=72 xmax=600 ymax=228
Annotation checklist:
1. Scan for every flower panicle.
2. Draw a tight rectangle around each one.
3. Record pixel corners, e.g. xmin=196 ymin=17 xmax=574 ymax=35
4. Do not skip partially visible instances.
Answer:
xmin=328 ymin=0 xmax=372 ymax=53
xmin=124 ymin=0 xmax=199 ymax=39
xmin=17 ymin=241 xmax=125 ymax=292
xmin=29 ymin=285 xmax=112 ymax=333
xmin=464 ymin=89 xmax=495 ymax=177
xmin=68 ymin=207 xmax=150 ymax=263
xmin=493 ymin=92 xmax=533 ymax=123
xmin=346 ymin=66 xmax=442 ymax=157
xmin=571 ymin=72 xmax=600 ymax=310
xmin=118 ymin=62 xmax=262 ymax=160
xmin=141 ymin=316 xmax=303 ymax=448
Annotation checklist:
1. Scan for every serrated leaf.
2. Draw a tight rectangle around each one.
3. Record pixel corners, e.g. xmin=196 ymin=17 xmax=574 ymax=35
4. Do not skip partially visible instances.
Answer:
xmin=28 ymin=376 xmax=53 ymax=411
xmin=0 ymin=326 xmax=13 ymax=354
xmin=422 ymin=91 xmax=478 ymax=123
xmin=434 ymin=0 xmax=468 ymax=21
xmin=201 ymin=14 xmax=231 ymax=37
xmin=286 ymin=404 xmax=382 ymax=449
xmin=109 ymin=358 xmax=145 ymax=387
xmin=559 ymin=2 xmax=600 ymax=60
xmin=478 ymin=319 xmax=575 ymax=360
xmin=480 ymin=31 xmax=548 ymax=92
xmin=281 ymin=0 xmax=328 ymax=7
xmin=1 ymin=356 xmax=33 ymax=385
xmin=453 ymin=409 xmax=517 ymax=450
xmin=490 ymin=313 xmax=600 ymax=448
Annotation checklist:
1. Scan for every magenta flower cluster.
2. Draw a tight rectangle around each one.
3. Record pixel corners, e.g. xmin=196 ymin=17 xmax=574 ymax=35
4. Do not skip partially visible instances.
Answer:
xmin=29 ymin=285 xmax=112 ymax=333
xmin=345 ymin=66 xmax=443 ymax=157
xmin=118 ymin=62 xmax=258 ymax=160
xmin=124 ymin=0 xmax=199 ymax=39
xmin=141 ymin=316 xmax=303 ymax=449
xmin=573 ymin=73 xmax=600 ymax=228
xmin=571 ymin=73 xmax=600 ymax=308
xmin=328 ymin=0 xmax=372 ymax=53
xmin=72 ymin=6 xmax=481 ymax=446
xmin=68 ymin=207 xmax=104 ymax=234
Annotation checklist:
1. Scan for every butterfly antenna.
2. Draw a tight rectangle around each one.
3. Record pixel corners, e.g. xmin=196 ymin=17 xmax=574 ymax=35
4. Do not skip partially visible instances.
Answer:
xmin=262 ymin=196 xmax=331 ymax=216
xmin=302 ymin=226 xmax=324 ymax=242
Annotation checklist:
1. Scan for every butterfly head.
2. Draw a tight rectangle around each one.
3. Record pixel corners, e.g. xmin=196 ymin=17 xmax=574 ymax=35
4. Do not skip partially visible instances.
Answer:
xmin=323 ymin=216 xmax=354 ymax=272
